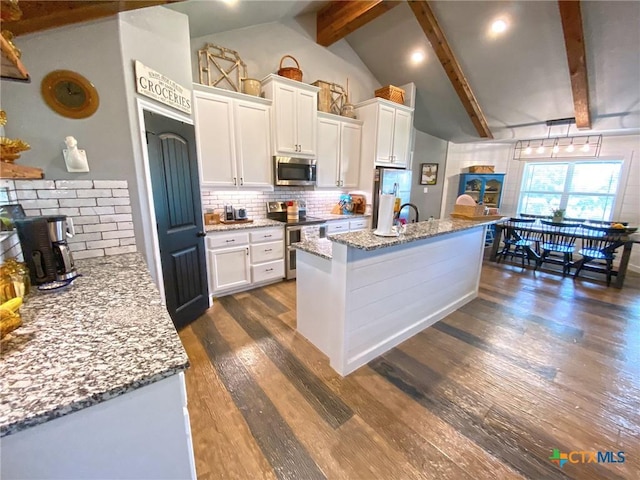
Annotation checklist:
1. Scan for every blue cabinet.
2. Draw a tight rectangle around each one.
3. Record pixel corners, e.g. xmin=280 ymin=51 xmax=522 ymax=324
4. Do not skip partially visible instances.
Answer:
xmin=458 ymin=173 xmax=506 ymax=208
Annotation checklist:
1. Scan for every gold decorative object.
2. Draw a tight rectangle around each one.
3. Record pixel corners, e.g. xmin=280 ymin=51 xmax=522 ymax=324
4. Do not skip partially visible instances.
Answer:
xmin=198 ymin=43 xmax=247 ymax=92
xmin=0 ymin=136 xmax=30 ymax=163
xmin=0 ymin=110 xmax=6 ymax=126
xmin=1 ymin=30 xmax=20 ymax=57
xmin=0 ymin=0 xmax=22 ymax=22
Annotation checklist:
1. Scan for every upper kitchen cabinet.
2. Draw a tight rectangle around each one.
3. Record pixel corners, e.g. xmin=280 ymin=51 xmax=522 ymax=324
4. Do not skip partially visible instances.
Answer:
xmin=458 ymin=173 xmax=506 ymax=208
xmin=356 ymin=98 xmax=413 ymax=168
xmin=261 ymin=74 xmax=319 ymax=158
xmin=194 ymin=85 xmax=272 ymax=189
xmin=316 ymin=113 xmax=362 ymax=188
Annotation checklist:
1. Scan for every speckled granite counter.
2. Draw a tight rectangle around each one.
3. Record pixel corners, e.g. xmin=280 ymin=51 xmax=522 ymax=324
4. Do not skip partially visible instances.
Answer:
xmin=319 ymin=213 xmax=371 ymax=221
xmin=327 ymin=218 xmax=497 ymax=251
xmin=293 ymin=239 xmax=333 ymax=260
xmin=205 ymin=218 xmax=282 ymax=232
xmin=0 ymin=253 xmax=189 ymax=438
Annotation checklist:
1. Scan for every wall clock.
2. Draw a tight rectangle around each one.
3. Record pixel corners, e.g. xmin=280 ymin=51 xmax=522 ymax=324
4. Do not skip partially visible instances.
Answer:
xmin=41 ymin=70 xmax=99 ymax=119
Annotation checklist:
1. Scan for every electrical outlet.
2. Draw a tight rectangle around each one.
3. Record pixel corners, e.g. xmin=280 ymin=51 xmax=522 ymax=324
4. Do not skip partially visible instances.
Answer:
xmin=423 ymin=187 xmax=429 ymax=193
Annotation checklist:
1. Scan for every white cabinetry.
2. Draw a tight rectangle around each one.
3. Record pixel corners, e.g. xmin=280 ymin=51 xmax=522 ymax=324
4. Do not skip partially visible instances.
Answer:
xmin=325 ymin=217 xmax=371 ymax=234
xmin=356 ymin=98 xmax=413 ymax=168
xmin=261 ymin=74 xmax=318 ymax=158
xmin=349 ymin=218 xmax=370 ymax=231
xmin=327 ymin=220 xmax=350 ymax=234
xmin=206 ymin=227 xmax=284 ymax=298
xmin=194 ymin=85 xmax=272 ymax=189
xmin=207 ymin=232 xmax=251 ymax=293
xmin=317 ymin=113 xmax=362 ymax=188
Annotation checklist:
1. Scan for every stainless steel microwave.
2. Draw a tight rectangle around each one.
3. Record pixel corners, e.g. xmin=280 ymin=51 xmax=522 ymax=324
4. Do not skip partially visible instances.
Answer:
xmin=274 ymin=156 xmax=317 ymax=186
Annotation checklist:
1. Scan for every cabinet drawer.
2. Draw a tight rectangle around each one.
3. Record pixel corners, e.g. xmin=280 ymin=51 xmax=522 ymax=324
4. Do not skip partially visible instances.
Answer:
xmin=327 ymin=221 xmax=350 ymax=234
xmin=349 ymin=219 xmax=369 ymax=231
xmin=250 ymin=228 xmax=283 ymax=243
xmin=250 ymin=241 xmax=284 ymax=264
xmin=252 ymin=260 xmax=284 ymax=283
xmin=207 ymin=232 xmax=249 ymax=249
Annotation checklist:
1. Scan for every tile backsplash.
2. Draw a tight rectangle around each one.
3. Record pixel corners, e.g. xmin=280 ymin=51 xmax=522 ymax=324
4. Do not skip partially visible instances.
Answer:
xmin=201 ymin=187 xmax=353 ymax=218
xmin=0 ymin=180 xmax=136 ymax=263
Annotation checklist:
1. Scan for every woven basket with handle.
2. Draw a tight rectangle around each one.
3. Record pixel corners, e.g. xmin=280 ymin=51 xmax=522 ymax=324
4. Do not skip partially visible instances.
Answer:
xmin=375 ymin=85 xmax=405 ymax=105
xmin=277 ymin=55 xmax=303 ymax=82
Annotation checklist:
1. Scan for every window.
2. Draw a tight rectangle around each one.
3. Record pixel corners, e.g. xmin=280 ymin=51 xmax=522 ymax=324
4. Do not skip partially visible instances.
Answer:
xmin=518 ymin=161 xmax=623 ymax=221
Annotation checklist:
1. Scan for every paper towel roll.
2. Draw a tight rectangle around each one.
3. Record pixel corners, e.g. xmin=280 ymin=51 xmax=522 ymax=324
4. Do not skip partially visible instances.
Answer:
xmin=375 ymin=194 xmax=395 ymax=235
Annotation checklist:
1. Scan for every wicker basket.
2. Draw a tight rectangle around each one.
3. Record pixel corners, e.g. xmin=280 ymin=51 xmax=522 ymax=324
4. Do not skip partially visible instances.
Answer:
xmin=277 ymin=55 xmax=303 ymax=82
xmin=468 ymin=165 xmax=495 ymax=173
xmin=375 ymin=85 xmax=405 ymax=105
xmin=453 ymin=204 xmax=486 ymax=217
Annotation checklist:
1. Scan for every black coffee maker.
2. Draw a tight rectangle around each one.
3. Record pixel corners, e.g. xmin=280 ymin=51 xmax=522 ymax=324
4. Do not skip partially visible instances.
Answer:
xmin=15 ymin=215 xmax=77 ymax=284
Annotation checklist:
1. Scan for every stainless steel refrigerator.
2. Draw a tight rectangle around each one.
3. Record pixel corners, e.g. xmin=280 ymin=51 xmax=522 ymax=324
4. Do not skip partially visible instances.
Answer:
xmin=372 ymin=167 xmax=413 ymax=228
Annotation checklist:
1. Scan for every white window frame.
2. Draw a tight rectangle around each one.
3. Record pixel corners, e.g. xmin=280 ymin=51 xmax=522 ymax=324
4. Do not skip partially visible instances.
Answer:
xmin=516 ymin=157 xmax=627 ymax=221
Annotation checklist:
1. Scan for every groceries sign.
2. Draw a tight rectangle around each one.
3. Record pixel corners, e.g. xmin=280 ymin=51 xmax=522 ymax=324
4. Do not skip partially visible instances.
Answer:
xmin=135 ymin=61 xmax=192 ymax=115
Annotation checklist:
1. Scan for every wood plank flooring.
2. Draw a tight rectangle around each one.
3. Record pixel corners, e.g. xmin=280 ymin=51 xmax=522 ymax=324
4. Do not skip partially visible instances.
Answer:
xmin=179 ymin=261 xmax=640 ymax=480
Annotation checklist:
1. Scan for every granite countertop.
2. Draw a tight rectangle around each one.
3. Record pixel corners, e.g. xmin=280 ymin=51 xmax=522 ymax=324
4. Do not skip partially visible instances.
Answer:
xmin=205 ymin=218 xmax=283 ymax=232
xmin=319 ymin=213 xmax=371 ymax=221
xmin=328 ymin=218 xmax=499 ymax=251
xmin=292 ymin=238 xmax=333 ymax=260
xmin=0 ymin=253 xmax=189 ymax=438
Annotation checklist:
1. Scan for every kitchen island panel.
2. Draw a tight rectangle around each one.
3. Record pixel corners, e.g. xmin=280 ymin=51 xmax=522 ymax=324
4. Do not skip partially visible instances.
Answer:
xmin=297 ymin=225 xmax=486 ymax=375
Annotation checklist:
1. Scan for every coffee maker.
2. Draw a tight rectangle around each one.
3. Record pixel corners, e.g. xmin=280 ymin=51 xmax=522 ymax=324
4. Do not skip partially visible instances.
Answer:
xmin=15 ymin=215 xmax=77 ymax=284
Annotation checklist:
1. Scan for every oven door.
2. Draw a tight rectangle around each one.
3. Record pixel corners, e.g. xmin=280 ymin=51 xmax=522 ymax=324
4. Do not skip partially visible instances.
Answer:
xmin=274 ymin=156 xmax=317 ymax=186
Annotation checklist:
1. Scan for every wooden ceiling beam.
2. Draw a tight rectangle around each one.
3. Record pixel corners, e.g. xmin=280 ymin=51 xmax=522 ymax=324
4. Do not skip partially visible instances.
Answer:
xmin=408 ymin=0 xmax=493 ymax=139
xmin=558 ymin=1 xmax=591 ymax=129
xmin=3 ymin=1 xmax=181 ymax=37
xmin=317 ymin=1 xmax=401 ymax=47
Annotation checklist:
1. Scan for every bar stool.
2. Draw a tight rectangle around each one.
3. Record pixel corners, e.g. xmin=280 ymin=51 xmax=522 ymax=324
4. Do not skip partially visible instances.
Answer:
xmin=535 ymin=221 xmax=580 ymax=276
xmin=497 ymin=218 xmax=536 ymax=267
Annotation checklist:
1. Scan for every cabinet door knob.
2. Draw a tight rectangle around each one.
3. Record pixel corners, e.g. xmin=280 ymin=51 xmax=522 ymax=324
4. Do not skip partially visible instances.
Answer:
xmin=197 ymin=231 xmax=206 ymax=237
xmin=240 ymin=177 xmax=244 ymax=185
xmin=233 ymin=177 xmax=237 ymax=185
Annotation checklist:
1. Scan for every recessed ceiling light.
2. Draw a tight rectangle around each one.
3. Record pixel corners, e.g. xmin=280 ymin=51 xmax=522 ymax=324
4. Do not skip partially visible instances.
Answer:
xmin=410 ymin=51 xmax=425 ymax=64
xmin=537 ymin=146 xmax=545 ymax=154
xmin=491 ymin=19 xmax=508 ymax=34
xmin=220 ymin=0 xmax=238 ymax=6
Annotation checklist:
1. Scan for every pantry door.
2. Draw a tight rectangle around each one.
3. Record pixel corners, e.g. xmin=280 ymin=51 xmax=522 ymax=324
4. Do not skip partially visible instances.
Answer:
xmin=144 ymin=111 xmax=209 ymax=329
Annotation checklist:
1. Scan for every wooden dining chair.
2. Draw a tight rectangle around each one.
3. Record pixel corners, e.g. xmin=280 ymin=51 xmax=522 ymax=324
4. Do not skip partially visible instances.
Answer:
xmin=574 ymin=225 xmax=625 ymax=286
xmin=535 ymin=221 xmax=580 ymax=276
xmin=497 ymin=218 xmax=536 ymax=267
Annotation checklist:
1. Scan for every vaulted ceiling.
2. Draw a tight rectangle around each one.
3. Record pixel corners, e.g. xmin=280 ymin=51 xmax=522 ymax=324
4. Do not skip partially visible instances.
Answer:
xmin=4 ymin=0 xmax=638 ymax=143
xmin=168 ymin=0 xmax=640 ymax=144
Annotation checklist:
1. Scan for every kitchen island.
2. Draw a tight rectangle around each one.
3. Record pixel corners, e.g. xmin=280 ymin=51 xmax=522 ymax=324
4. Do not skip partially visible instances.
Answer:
xmin=294 ymin=219 xmax=495 ymax=376
xmin=0 ymin=253 xmax=194 ymax=479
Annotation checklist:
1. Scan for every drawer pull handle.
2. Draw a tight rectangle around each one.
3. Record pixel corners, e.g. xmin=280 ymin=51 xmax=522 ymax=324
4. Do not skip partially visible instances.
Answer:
xmin=266 ymin=268 xmax=273 ymax=272
xmin=264 ymin=234 xmax=272 ymax=238
xmin=265 ymin=249 xmax=272 ymax=252
xmin=226 ymin=239 xmax=235 ymax=243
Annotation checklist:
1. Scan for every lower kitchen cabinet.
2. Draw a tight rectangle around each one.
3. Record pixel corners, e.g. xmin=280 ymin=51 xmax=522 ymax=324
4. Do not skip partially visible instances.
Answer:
xmin=206 ymin=227 xmax=284 ymax=298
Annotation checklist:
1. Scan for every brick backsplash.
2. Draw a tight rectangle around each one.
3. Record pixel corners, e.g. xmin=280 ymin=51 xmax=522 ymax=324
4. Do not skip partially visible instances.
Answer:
xmin=201 ymin=187 xmax=352 ymax=218
xmin=0 ymin=180 xmax=136 ymax=263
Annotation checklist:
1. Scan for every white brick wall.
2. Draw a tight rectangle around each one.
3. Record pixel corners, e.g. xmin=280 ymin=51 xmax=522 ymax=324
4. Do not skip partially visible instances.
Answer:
xmin=0 ymin=180 xmax=136 ymax=263
xmin=200 ymin=187 xmax=346 ymax=219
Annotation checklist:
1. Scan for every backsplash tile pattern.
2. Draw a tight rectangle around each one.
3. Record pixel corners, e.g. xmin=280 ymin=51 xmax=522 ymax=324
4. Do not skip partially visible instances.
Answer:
xmin=200 ymin=187 xmax=350 ymax=218
xmin=0 ymin=180 xmax=136 ymax=263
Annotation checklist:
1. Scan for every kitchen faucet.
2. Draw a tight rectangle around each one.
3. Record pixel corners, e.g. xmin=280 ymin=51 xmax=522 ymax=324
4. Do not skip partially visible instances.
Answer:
xmin=396 ymin=203 xmax=419 ymax=223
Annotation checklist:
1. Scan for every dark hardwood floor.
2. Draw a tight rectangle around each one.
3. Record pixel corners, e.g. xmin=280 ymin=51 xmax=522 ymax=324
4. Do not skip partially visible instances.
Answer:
xmin=179 ymin=261 xmax=640 ymax=480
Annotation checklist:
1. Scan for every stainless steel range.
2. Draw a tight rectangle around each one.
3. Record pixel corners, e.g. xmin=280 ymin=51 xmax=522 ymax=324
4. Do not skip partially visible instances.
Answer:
xmin=266 ymin=201 xmax=327 ymax=279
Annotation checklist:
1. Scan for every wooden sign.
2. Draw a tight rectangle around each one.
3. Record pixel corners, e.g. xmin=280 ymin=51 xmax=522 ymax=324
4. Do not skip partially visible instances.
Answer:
xmin=135 ymin=61 xmax=191 ymax=115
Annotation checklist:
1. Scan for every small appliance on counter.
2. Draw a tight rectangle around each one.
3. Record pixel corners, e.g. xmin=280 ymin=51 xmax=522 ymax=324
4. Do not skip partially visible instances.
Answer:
xmin=224 ymin=205 xmax=235 ymax=221
xmin=234 ymin=207 xmax=248 ymax=221
xmin=15 ymin=215 xmax=77 ymax=285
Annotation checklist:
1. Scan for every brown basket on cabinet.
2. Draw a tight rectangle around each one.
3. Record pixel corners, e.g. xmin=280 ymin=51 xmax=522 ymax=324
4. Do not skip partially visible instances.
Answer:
xmin=453 ymin=204 xmax=486 ymax=217
xmin=468 ymin=165 xmax=495 ymax=173
xmin=375 ymin=85 xmax=405 ymax=105
xmin=277 ymin=55 xmax=303 ymax=82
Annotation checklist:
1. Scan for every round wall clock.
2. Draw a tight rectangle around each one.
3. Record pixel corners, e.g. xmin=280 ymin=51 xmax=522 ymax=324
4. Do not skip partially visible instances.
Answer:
xmin=41 ymin=70 xmax=100 ymax=119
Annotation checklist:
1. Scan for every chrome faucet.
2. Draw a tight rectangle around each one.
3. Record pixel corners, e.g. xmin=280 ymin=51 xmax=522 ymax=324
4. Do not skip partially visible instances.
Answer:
xmin=396 ymin=203 xmax=419 ymax=223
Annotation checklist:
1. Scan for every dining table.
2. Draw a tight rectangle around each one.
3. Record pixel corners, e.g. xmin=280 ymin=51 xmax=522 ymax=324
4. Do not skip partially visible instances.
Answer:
xmin=489 ymin=219 xmax=639 ymax=288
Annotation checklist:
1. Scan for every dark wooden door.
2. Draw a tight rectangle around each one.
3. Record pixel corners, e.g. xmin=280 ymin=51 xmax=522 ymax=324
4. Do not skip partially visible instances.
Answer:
xmin=145 ymin=111 xmax=208 ymax=329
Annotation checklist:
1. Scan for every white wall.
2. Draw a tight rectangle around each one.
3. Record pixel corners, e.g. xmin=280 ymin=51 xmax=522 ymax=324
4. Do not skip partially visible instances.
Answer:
xmin=410 ymin=129 xmax=448 ymax=219
xmin=441 ymin=134 xmax=640 ymax=272
xmin=190 ymin=16 xmax=381 ymax=104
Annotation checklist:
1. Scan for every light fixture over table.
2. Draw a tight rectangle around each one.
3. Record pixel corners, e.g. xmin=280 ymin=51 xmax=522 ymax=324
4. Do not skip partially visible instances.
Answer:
xmin=513 ymin=117 xmax=602 ymax=160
